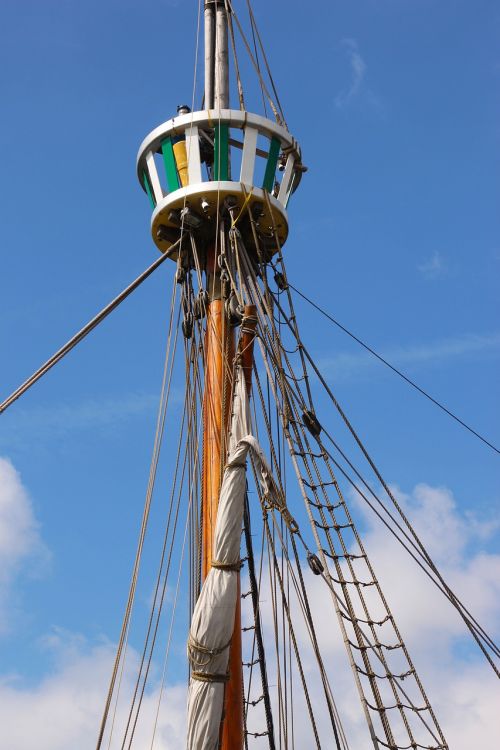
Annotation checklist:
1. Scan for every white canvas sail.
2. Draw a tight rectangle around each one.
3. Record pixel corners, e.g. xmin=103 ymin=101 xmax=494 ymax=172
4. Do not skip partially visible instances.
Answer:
xmin=186 ymin=368 xmax=280 ymax=749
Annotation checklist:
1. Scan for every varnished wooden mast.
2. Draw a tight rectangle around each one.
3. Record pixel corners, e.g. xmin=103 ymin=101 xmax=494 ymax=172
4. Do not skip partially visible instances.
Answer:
xmin=201 ymin=2 xmax=247 ymax=747
xmin=201 ymin=262 xmax=249 ymax=750
xmin=202 ymin=280 xmax=256 ymax=750
xmin=201 ymin=291 xmax=232 ymax=579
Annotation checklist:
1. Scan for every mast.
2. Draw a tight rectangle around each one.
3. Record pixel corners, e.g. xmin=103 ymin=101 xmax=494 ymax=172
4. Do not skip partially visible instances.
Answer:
xmin=202 ymin=2 xmax=244 ymax=746
xmin=136 ymin=3 xmax=305 ymax=743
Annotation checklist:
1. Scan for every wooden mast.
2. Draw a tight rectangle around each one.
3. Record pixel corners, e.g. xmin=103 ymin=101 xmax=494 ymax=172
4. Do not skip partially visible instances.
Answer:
xmin=201 ymin=3 xmax=247 ymax=747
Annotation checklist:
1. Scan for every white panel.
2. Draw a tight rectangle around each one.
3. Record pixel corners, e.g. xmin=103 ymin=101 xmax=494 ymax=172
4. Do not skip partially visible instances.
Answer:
xmin=239 ymin=126 xmax=258 ymax=185
xmin=137 ymin=110 xmax=296 ymax=185
xmin=186 ymin=125 xmax=203 ymax=185
xmin=145 ymin=151 xmax=163 ymax=203
xmin=277 ymin=153 xmax=295 ymax=205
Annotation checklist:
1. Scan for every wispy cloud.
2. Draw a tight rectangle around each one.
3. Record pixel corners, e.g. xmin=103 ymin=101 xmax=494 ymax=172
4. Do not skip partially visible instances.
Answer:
xmin=319 ymin=331 xmax=500 ymax=382
xmin=335 ymin=38 xmax=383 ymax=113
xmin=335 ymin=39 xmax=366 ymax=108
xmin=418 ymin=251 xmax=447 ymax=280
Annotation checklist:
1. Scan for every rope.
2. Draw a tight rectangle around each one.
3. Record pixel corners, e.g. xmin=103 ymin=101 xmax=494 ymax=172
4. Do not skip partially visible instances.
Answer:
xmin=226 ymin=0 xmax=245 ymax=109
xmin=96 ymin=271 xmax=180 ymax=750
xmin=121 ymin=371 xmax=191 ymax=750
xmin=320 ymin=430 xmax=500 ymax=660
xmin=245 ymin=0 xmax=267 ymax=116
xmin=191 ymin=671 xmax=229 ymax=683
xmin=237 ymin=236 xmax=449 ymax=748
xmin=0 ymin=241 xmax=180 ymax=416
xmin=243 ymin=491 xmax=277 ymax=750
xmin=224 ymin=0 xmax=283 ymax=124
xmin=262 ymin=503 xmax=349 ymax=750
xmin=245 ymin=0 xmax=287 ymax=124
xmin=269 ymin=283 xmax=500 ymax=677
xmin=149 ymin=450 xmax=195 ymax=749
xmin=231 ymin=187 xmax=253 ymax=227
xmin=188 ymin=634 xmax=233 ymax=665
xmin=288 ymin=282 xmax=500 ymax=456
xmin=211 ymin=559 xmax=242 ymax=570
xmin=263 ymin=512 xmax=321 ymax=748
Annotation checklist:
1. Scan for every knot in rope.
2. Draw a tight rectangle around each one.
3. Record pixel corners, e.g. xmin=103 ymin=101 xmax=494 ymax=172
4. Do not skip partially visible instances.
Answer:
xmin=262 ymin=490 xmax=299 ymax=534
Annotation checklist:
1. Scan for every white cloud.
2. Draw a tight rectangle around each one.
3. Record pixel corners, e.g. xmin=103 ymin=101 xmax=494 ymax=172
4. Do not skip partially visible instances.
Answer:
xmin=352 ymin=484 xmax=500 ymax=645
xmin=248 ymin=483 xmax=500 ymax=748
xmin=0 ymin=457 xmax=49 ymax=633
xmin=319 ymin=331 xmax=500 ymax=382
xmin=327 ymin=485 xmax=498 ymax=746
xmin=0 ymin=630 xmax=187 ymax=750
xmin=418 ymin=251 xmax=447 ymax=279
xmin=1 ymin=479 xmax=498 ymax=748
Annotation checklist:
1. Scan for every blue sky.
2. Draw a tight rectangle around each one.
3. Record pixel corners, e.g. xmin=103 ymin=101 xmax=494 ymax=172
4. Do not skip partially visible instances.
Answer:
xmin=0 ymin=0 xmax=499 ymax=747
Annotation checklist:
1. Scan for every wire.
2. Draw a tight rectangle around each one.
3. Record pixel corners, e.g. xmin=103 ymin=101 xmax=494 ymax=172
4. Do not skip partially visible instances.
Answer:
xmin=246 ymin=0 xmax=267 ymax=116
xmin=97 ymin=273 xmax=180 ymax=750
xmin=0 ymin=241 xmax=181 ymax=416
xmin=288 ymin=282 xmax=500 ymax=456
xmin=224 ymin=0 xmax=283 ymax=124
xmin=245 ymin=0 xmax=286 ymax=123
xmin=266 ymin=280 xmax=500 ymax=678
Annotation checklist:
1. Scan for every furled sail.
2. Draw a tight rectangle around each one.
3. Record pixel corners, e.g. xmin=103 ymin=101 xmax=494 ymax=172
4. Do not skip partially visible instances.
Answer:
xmin=186 ymin=368 xmax=280 ymax=749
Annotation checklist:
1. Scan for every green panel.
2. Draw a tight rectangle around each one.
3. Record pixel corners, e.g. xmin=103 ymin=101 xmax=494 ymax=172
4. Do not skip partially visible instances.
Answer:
xmin=262 ymin=136 xmax=281 ymax=193
xmin=161 ymin=138 xmax=180 ymax=192
xmin=213 ymin=123 xmax=229 ymax=181
xmin=143 ymin=171 xmax=156 ymax=208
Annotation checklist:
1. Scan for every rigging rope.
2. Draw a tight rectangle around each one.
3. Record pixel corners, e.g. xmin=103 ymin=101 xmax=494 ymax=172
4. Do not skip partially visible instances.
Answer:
xmin=237 ymin=232 xmax=454 ymax=747
xmin=267 ymin=285 xmax=500 ymax=676
xmin=246 ymin=0 xmax=267 ymax=116
xmin=97 ymin=273 xmax=180 ymax=750
xmin=287 ymin=282 xmax=499 ymax=456
xmin=121 ymin=382 xmax=191 ymax=749
xmin=224 ymin=0 xmax=284 ymax=125
xmin=244 ymin=0 xmax=287 ymax=124
xmin=319 ymin=429 xmax=500 ymax=660
xmin=0 ymin=241 xmax=181 ymax=416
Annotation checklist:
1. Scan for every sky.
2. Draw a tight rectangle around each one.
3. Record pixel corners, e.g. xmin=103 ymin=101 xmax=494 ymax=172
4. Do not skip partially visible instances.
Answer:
xmin=0 ymin=0 xmax=499 ymax=747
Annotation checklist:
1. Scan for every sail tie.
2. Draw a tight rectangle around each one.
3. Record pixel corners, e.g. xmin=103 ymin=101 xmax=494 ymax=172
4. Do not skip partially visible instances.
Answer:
xmin=188 ymin=633 xmax=233 ymax=667
xmin=211 ymin=559 xmax=243 ymax=571
xmin=191 ymin=671 xmax=229 ymax=684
